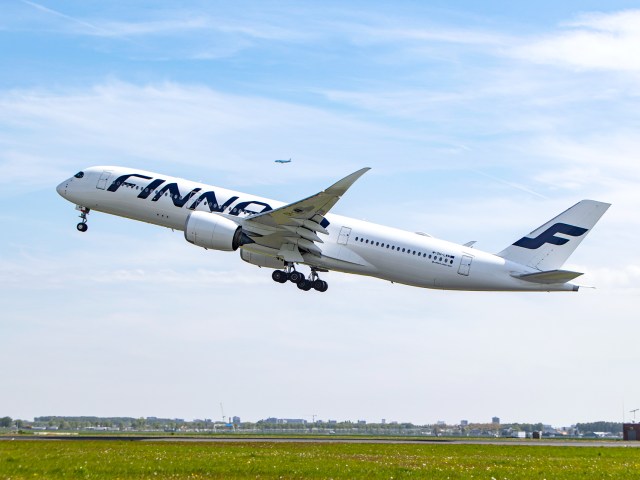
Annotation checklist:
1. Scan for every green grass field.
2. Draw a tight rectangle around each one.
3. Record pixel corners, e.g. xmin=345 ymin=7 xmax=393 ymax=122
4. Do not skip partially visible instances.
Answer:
xmin=1 ymin=439 xmax=639 ymax=479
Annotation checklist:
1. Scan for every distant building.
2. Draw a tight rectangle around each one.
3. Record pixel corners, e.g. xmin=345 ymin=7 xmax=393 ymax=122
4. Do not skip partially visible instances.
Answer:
xmin=357 ymin=420 xmax=366 ymax=425
xmin=437 ymin=421 xmax=446 ymax=426
xmin=624 ymin=424 xmax=640 ymax=441
xmin=542 ymin=424 xmax=555 ymax=434
xmin=261 ymin=417 xmax=306 ymax=424
xmin=283 ymin=419 xmax=306 ymax=424
xmin=492 ymin=417 xmax=500 ymax=425
xmin=460 ymin=420 xmax=468 ymax=427
xmin=381 ymin=419 xmax=386 ymax=424
xmin=232 ymin=416 xmax=241 ymax=424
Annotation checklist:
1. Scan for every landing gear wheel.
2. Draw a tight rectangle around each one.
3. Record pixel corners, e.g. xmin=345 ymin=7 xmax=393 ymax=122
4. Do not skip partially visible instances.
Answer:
xmin=272 ymin=270 xmax=288 ymax=283
xmin=313 ymin=280 xmax=328 ymax=292
xmin=289 ymin=271 xmax=304 ymax=284
xmin=297 ymin=279 xmax=312 ymax=291
xmin=76 ymin=206 xmax=90 ymax=233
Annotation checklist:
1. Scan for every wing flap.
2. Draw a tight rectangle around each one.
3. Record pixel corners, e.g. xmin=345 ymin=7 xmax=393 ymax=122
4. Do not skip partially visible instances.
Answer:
xmin=277 ymin=243 xmax=305 ymax=263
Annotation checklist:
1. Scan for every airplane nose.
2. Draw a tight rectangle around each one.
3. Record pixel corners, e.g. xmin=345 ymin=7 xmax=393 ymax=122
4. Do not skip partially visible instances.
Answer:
xmin=56 ymin=181 xmax=67 ymax=197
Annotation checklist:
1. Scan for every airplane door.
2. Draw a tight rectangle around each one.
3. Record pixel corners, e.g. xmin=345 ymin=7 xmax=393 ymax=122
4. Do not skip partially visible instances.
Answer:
xmin=96 ymin=171 xmax=112 ymax=190
xmin=458 ymin=255 xmax=473 ymax=276
xmin=337 ymin=226 xmax=352 ymax=245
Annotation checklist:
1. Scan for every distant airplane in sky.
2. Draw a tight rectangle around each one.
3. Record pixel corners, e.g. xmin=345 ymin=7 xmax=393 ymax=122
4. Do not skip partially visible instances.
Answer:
xmin=57 ymin=167 xmax=609 ymax=293
xmin=275 ymin=158 xmax=291 ymax=163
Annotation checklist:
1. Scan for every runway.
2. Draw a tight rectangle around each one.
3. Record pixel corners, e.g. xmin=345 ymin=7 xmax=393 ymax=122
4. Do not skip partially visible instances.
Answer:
xmin=3 ymin=435 xmax=639 ymax=448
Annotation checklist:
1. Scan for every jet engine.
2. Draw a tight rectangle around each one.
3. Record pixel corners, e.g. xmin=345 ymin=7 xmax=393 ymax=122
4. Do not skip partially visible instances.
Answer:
xmin=184 ymin=211 xmax=248 ymax=251
xmin=240 ymin=250 xmax=285 ymax=269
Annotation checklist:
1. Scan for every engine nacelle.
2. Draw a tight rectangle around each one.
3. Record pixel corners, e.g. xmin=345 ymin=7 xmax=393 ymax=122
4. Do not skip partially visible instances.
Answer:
xmin=184 ymin=211 xmax=244 ymax=251
xmin=240 ymin=250 xmax=285 ymax=269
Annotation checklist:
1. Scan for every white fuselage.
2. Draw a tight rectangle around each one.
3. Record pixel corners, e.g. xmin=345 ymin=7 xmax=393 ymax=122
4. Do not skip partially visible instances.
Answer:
xmin=57 ymin=166 xmax=577 ymax=292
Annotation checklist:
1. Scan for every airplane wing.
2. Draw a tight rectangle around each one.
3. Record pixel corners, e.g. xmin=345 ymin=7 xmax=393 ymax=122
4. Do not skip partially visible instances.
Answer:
xmin=240 ymin=168 xmax=370 ymax=262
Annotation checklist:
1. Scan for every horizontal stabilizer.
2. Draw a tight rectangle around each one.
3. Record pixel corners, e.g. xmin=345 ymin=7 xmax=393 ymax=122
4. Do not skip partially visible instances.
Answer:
xmin=513 ymin=269 xmax=583 ymax=284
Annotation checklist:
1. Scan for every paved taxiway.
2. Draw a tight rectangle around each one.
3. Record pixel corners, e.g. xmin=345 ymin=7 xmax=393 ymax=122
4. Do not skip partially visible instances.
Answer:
xmin=3 ymin=435 xmax=639 ymax=448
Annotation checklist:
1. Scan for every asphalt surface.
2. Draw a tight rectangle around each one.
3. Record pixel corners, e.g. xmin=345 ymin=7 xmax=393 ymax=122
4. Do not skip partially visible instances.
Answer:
xmin=2 ymin=435 xmax=639 ymax=447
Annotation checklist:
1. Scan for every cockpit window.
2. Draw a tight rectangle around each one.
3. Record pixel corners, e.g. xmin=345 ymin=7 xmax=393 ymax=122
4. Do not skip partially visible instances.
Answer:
xmin=74 ymin=171 xmax=84 ymax=179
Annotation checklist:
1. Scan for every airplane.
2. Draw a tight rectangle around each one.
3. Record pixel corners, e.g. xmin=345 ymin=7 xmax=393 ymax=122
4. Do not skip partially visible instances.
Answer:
xmin=56 ymin=167 xmax=610 ymax=293
xmin=275 ymin=158 xmax=292 ymax=164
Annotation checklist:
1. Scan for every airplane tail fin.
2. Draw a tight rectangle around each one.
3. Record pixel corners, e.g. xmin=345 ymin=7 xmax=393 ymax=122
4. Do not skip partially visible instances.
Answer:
xmin=497 ymin=200 xmax=610 ymax=270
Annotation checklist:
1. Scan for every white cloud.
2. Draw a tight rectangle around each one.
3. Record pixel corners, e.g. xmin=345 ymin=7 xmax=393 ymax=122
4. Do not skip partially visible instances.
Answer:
xmin=344 ymin=22 xmax=511 ymax=48
xmin=529 ymin=134 xmax=640 ymax=187
xmin=0 ymin=81 xmax=406 ymax=190
xmin=513 ymin=10 xmax=640 ymax=71
xmin=579 ymin=264 xmax=640 ymax=292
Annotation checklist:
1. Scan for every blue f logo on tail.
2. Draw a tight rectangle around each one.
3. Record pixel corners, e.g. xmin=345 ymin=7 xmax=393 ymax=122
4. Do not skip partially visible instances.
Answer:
xmin=513 ymin=223 xmax=588 ymax=250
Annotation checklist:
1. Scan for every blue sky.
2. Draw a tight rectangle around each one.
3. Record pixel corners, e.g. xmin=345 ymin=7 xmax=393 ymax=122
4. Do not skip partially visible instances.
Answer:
xmin=1 ymin=1 xmax=639 ymax=426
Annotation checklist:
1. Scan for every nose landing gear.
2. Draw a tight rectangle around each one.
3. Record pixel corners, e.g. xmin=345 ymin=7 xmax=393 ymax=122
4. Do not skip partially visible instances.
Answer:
xmin=76 ymin=206 xmax=90 ymax=232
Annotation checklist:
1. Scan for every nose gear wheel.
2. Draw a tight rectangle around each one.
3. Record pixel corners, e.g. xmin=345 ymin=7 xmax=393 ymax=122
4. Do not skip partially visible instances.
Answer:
xmin=76 ymin=206 xmax=90 ymax=232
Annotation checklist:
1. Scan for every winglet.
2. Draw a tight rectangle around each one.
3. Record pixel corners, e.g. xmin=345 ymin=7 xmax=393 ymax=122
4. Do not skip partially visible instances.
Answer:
xmin=325 ymin=167 xmax=371 ymax=197
xmin=243 ymin=167 xmax=371 ymax=247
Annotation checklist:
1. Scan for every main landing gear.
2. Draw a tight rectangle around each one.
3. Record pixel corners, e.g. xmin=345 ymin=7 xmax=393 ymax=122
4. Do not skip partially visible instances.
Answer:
xmin=76 ymin=206 xmax=90 ymax=232
xmin=271 ymin=264 xmax=329 ymax=293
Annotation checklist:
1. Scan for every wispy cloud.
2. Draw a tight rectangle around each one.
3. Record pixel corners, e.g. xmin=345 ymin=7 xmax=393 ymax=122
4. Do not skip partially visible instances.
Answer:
xmin=512 ymin=9 xmax=640 ymax=71
xmin=20 ymin=0 xmax=115 ymax=36
xmin=0 ymin=80 xmax=460 ymax=191
xmin=469 ymin=169 xmax=548 ymax=199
